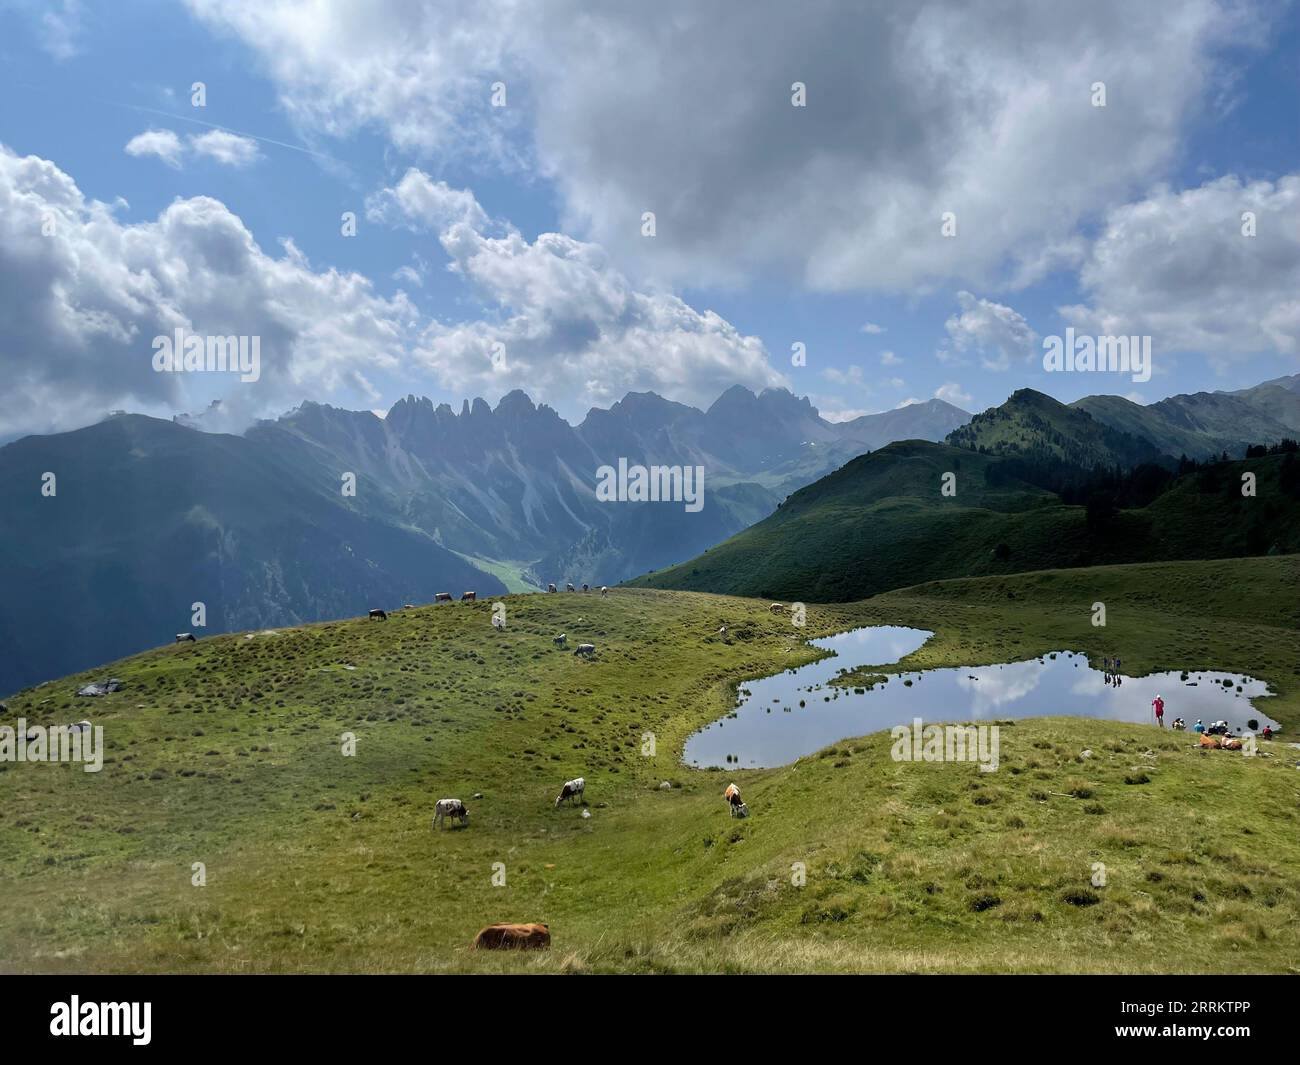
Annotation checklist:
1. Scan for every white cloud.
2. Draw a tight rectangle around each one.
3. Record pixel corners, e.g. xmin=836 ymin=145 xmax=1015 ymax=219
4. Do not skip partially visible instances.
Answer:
xmin=820 ymin=407 xmax=871 ymax=423
xmin=370 ymin=169 xmax=785 ymax=411
xmin=37 ymin=0 xmax=85 ymax=59
xmin=1060 ymin=173 xmax=1300 ymax=361
xmin=187 ymin=0 xmax=1265 ymax=292
xmin=939 ymin=291 xmax=1038 ymax=372
xmin=392 ymin=265 xmax=423 ymax=287
xmin=0 ymin=145 xmax=416 ymax=437
xmin=880 ymin=350 xmax=902 ymax=366
xmin=823 ymin=364 xmax=866 ymax=388
xmin=366 ymin=169 xmax=490 ymax=232
xmin=861 ymin=322 xmax=886 ymax=335
xmin=125 ymin=130 xmax=184 ymax=168
xmin=935 ymin=382 xmax=973 ymax=407
xmin=190 ymin=130 xmax=261 ymax=167
xmin=895 ymin=397 xmax=922 ymax=409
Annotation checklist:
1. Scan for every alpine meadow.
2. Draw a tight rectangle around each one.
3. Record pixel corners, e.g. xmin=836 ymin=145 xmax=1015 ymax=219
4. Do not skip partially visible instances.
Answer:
xmin=1 ymin=0 xmax=1298 ymax=1028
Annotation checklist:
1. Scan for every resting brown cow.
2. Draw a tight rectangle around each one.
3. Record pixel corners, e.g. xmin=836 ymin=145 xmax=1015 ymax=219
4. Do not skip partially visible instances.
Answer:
xmin=473 ymin=923 xmax=550 ymax=950
xmin=461 ymin=591 xmax=476 ymax=601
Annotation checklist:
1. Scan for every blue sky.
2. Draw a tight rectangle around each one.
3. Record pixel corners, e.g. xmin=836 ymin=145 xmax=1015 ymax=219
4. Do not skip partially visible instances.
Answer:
xmin=0 ymin=0 xmax=1296 ymax=437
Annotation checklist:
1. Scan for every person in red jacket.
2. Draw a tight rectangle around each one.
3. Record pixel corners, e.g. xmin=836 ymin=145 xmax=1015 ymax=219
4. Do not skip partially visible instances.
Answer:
xmin=1152 ymin=694 xmax=1165 ymax=727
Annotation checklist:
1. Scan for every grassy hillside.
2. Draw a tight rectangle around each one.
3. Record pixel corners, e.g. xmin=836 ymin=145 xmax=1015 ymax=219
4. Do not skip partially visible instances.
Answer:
xmin=1074 ymin=376 xmax=1300 ymax=461
xmin=947 ymin=388 xmax=1165 ymax=468
xmin=1 ymin=557 xmax=1298 ymax=973
xmin=633 ymin=442 xmax=1300 ymax=602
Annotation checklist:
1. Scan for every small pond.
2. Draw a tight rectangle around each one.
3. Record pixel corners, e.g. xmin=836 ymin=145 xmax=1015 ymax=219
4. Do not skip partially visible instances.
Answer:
xmin=684 ymin=625 xmax=1277 ymax=769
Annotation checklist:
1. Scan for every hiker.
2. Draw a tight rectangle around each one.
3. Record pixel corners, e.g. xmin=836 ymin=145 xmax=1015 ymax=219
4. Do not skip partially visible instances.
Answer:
xmin=1192 ymin=719 xmax=1204 ymax=734
xmin=1152 ymin=694 xmax=1165 ymax=727
xmin=1262 ymin=725 xmax=1273 ymax=740
xmin=1115 ymin=657 xmax=1122 ymax=673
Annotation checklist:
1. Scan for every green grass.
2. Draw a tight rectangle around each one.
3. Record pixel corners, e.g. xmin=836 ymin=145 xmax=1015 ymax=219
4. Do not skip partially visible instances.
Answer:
xmin=1 ymin=557 xmax=1298 ymax=973
xmin=450 ymin=553 xmax=542 ymax=594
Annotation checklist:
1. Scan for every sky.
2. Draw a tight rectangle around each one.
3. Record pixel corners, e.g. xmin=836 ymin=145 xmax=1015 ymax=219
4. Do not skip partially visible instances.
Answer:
xmin=0 ymin=0 xmax=1296 ymax=438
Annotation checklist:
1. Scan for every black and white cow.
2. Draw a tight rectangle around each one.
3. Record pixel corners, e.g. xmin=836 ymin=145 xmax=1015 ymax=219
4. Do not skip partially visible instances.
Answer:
xmin=433 ymin=798 xmax=469 ymax=829
xmin=574 ymin=643 xmax=596 ymax=657
xmin=175 ymin=632 xmax=197 ymax=643
xmin=555 ymin=776 xmax=585 ymax=808
xmin=368 ymin=608 xmax=388 ymax=621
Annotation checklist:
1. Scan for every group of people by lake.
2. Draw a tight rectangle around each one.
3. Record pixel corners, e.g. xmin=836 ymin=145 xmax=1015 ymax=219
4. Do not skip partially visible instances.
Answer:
xmin=1102 ymin=656 xmax=1123 ymax=687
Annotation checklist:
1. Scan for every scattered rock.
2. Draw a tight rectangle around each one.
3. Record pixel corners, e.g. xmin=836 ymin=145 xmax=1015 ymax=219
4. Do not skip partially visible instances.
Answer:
xmin=76 ymin=678 xmax=122 ymax=697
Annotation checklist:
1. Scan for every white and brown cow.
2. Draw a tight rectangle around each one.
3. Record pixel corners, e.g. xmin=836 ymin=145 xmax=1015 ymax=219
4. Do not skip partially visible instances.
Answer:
xmin=435 ymin=592 xmax=453 ymax=603
xmin=433 ymin=798 xmax=470 ymax=829
xmin=548 ymin=583 xmax=558 ymax=593
xmin=461 ymin=591 xmax=476 ymax=602
xmin=724 ymin=783 xmax=748 ymax=817
xmin=600 ymin=586 xmax=608 ymax=597
xmin=554 ymin=776 xmax=585 ymax=808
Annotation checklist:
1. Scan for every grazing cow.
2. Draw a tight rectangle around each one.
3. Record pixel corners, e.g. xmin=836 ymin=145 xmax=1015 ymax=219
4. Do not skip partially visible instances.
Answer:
xmin=717 ymin=624 xmax=727 ymax=638
xmin=724 ymin=783 xmax=748 ymax=817
xmin=433 ymin=798 xmax=469 ymax=829
xmin=769 ymin=603 xmax=785 ymax=614
xmin=553 ymin=634 xmax=566 ymax=647
xmin=600 ymin=586 xmax=608 ymax=597
xmin=175 ymin=632 xmax=196 ymax=643
xmin=461 ymin=591 xmax=476 ymax=602
xmin=555 ymin=776 xmax=585 ymax=807
xmin=574 ymin=643 xmax=596 ymax=657
xmin=368 ymin=608 xmax=388 ymax=621
xmin=566 ymin=582 xmax=576 ymax=592
xmin=548 ymin=583 xmax=557 ymax=593
xmin=435 ymin=592 xmax=453 ymax=603
xmin=473 ymin=923 xmax=550 ymax=950
xmin=582 ymin=583 xmax=589 ymax=593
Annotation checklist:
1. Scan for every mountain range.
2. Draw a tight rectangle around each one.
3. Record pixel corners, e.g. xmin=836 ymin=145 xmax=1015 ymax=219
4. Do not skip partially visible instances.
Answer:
xmin=0 ymin=386 xmax=968 ymax=695
xmin=634 ymin=378 xmax=1300 ymax=602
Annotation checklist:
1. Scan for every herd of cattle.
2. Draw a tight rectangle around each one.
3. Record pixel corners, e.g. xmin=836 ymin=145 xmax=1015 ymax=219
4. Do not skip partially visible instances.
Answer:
xmin=445 ymin=776 xmax=750 ymax=950
xmin=165 ymin=585 xmax=787 ymax=952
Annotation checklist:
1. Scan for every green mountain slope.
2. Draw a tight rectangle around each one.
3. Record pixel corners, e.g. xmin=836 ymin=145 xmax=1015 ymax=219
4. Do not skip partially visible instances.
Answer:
xmin=946 ymin=388 xmax=1165 ymax=468
xmin=1073 ymin=373 xmax=1300 ymax=461
xmin=0 ymin=414 xmax=504 ymax=696
xmin=632 ymin=441 xmax=1300 ymax=601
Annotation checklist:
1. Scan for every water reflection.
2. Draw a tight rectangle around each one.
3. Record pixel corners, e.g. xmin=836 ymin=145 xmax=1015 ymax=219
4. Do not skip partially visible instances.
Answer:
xmin=685 ymin=626 xmax=1277 ymax=769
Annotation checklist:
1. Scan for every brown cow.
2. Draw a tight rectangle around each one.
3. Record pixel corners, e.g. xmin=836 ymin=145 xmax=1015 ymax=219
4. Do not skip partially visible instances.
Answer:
xmin=435 ymin=592 xmax=452 ymax=602
xmin=769 ymin=603 xmax=785 ymax=614
xmin=473 ymin=922 xmax=551 ymax=950
xmin=461 ymin=591 xmax=476 ymax=601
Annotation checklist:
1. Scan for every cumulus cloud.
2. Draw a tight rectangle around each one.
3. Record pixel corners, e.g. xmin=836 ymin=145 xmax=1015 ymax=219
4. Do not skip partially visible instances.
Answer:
xmin=939 ymin=291 xmax=1038 ymax=372
xmin=187 ymin=0 xmax=1264 ymax=292
xmin=1060 ymin=173 xmax=1300 ymax=361
xmin=880 ymin=351 xmax=902 ymax=367
xmin=366 ymin=169 xmax=491 ymax=232
xmin=370 ymin=169 xmax=786 ymax=410
xmin=861 ymin=322 xmax=886 ymax=335
xmin=190 ymin=130 xmax=261 ymax=167
xmin=0 ymin=145 xmax=416 ymax=437
xmin=125 ymin=129 xmax=184 ymax=168
xmin=935 ymin=382 xmax=973 ymax=408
